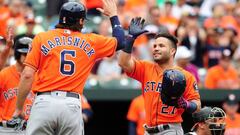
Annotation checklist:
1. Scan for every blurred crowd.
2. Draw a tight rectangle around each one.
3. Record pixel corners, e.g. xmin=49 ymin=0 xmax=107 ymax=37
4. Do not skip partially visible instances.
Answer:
xmin=0 ymin=0 xmax=240 ymax=90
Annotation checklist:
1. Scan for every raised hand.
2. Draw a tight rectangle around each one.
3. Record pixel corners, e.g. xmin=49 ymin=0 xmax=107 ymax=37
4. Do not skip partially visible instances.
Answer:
xmin=6 ymin=26 xmax=14 ymax=49
xmin=129 ymin=17 xmax=148 ymax=38
xmin=96 ymin=0 xmax=117 ymax=17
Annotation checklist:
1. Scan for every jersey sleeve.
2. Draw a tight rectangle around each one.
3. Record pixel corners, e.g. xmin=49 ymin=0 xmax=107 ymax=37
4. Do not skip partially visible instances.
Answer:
xmin=127 ymin=98 xmax=139 ymax=122
xmin=24 ymin=35 xmax=42 ymax=70
xmin=90 ymin=34 xmax=117 ymax=59
xmin=183 ymin=73 xmax=200 ymax=101
xmin=126 ymin=59 xmax=145 ymax=83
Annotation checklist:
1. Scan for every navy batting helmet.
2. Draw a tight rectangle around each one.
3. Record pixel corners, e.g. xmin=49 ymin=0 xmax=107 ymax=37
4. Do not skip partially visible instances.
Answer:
xmin=192 ymin=107 xmax=226 ymax=135
xmin=161 ymin=69 xmax=186 ymax=106
xmin=14 ymin=37 xmax=32 ymax=60
xmin=59 ymin=2 xmax=87 ymax=25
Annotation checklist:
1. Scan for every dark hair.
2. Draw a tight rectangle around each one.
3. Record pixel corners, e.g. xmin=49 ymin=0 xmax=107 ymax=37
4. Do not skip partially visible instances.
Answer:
xmin=154 ymin=32 xmax=178 ymax=49
xmin=165 ymin=1 xmax=173 ymax=6
xmin=55 ymin=21 xmax=83 ymax=32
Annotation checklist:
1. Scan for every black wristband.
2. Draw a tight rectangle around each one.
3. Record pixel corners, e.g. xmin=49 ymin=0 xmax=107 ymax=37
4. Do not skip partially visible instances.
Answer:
xmin=122 ymin=36 xmax=135 ymax=54
xmin=110 ymin=16 xmax=121 ymax=28
xmin=186 ymin=101 xmax=197 ymax=113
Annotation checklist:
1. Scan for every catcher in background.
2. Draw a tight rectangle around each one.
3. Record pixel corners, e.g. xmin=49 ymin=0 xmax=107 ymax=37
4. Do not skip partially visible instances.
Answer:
xmin=185 ymin=107 xmax=226 ymax=135
xmin=127 ymin=95 xmax=145 ymax=135
xmin=118 ymin=19 xmax=201 ymax=134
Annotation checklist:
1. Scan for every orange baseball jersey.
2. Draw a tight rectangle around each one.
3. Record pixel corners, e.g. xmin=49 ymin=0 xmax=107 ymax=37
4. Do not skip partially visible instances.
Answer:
xmin=205 ymin=65 xmax=239 ymax=89
xmin=82 ymin=95 xmax=91 ymax=110
xmin=127 ymin=95 xmax=145 ymax=135
xmin=224 ymin=113 xmax=240 ymax=135
xmin=126 ymin=60 xmax=200 ymax=127
xmin=25 ymin=29 xmax=117 ymax=94
xmin=0 ymin=65 xmax=35 ymax=121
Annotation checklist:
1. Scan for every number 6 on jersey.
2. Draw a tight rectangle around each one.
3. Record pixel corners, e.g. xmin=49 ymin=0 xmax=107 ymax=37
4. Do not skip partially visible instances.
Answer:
xmin=60 ymin=50 xmax=76 ymax=76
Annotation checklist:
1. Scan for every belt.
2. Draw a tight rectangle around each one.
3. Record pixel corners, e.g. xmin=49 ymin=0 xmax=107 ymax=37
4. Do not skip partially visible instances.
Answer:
xmin=37 ymin=91 xmax=80 ymax=99
xmin=0 ymin=121 xmax=16 ymax=128
xmin=145 ymin=124 xmax=170 ymax=134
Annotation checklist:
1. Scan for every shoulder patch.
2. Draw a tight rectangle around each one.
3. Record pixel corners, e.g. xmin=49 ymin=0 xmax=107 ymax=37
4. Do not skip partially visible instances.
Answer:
xmin=193 ymin=82 xmax=199 ymax=92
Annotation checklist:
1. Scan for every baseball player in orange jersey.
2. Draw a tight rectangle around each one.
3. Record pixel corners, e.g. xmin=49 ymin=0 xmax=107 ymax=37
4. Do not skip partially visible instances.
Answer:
xmin=0 ymin=36 xmax=35 ymax=135
xmin=13 ymin=0 xmax=130 ymax=135
xmin=127 ymin=95 xmax=146 ymax=135
xmin=118 ymin=23 xmax=201 ymax=134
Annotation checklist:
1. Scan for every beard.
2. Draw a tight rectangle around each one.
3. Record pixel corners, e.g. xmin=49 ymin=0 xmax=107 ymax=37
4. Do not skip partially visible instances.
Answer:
xmin=153 ymin=54 xmax=170 ymax=64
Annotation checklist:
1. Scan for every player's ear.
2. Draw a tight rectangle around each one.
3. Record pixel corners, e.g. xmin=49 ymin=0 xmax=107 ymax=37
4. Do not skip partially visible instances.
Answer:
xmin=171 ymin=48 xmax=176 ymax=56
xmin=79 ymin=18 xmax=84 ymax=25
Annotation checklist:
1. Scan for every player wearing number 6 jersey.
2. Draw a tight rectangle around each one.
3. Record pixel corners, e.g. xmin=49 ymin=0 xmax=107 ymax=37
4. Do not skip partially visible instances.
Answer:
xmin=0 ymin=36 xmax=34 ymax=135
xmin=119 ymin=29 xmax=201 ymax=134
xmin=14 ymin=1 xmax=127 ymax=135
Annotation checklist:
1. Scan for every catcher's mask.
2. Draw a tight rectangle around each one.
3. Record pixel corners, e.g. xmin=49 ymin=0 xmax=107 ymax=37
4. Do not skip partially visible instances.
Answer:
xmin=161 ymin=69 xmax=186 ymax=106
xmin=192 ymin=107 xmax=226 ymax=135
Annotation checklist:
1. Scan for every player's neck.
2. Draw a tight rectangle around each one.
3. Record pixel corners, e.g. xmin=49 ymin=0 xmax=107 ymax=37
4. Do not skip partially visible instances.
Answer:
xmin=15 ymin=62 xmax=24 ymax=73
xmin=157 ymin=59 xmax=174 ymax=71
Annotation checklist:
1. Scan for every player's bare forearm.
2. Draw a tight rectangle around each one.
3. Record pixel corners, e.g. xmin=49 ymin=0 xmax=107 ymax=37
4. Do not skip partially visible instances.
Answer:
xmin=118 ymin=50 xmax=135 ymax=73
xmin=0 ymin=46 xmax=11 ymax=70
xmin=0 ymin=27 xmax=14 ymax=70
xmin=16 ymin=66 xmax=35 ymax=111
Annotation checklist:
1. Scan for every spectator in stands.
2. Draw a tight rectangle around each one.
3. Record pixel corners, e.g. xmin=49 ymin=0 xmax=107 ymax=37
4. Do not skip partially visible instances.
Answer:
xmin=171 ymin=0 xmax=194 ymax=19
xmin=233 ymin=4 xmax=240 ymax=39
xmin=175 ymin=46 xmax=200 ymax=86
xmin=233 ymin=44 xmax=240 ymax=83
xmin=160 ymin=1 xmax=179 ymax=34
xmin=97 ymin=54 xmax=123 ymax=83
xmin=204 ymin=28 xmax=230 ymax=68
xmin=205 ymin=49 xmax=239 ymax=90
xmin=127 ymin=95 xmax=145 ymax=135
xmin=145 ymin=6 xmax=168 ymax=36
xmin=204 ymin=2 xmax=236 ymax=30
xmin=0 ymin=0 xmax=25 ymax=38
xmin=181 ymin=13 xmax=206 ymax=67
xmin=223 ymin=93 xmax=240 ymax=135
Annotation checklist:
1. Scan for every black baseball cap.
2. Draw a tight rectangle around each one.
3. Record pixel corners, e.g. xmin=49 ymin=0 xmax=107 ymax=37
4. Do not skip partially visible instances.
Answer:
xmin=225 ymin=94 xmax=238 ymax=105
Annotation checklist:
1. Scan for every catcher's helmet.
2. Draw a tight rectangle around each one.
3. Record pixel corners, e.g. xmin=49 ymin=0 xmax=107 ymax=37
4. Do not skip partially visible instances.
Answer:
xmin=59 ymin=2 xmax=87 ymax=25
xmin=161 ymin=69 xmax=186 ymax=106
xmin=192 ymin=107 xmax=226 ymax=135
xmin=14 ymin=37 xmax=32 ymax=60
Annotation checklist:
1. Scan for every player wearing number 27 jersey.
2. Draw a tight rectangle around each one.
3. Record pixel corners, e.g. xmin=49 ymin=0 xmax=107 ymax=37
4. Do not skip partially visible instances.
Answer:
xmin=119 ymin=31 xmax=201 ymax=134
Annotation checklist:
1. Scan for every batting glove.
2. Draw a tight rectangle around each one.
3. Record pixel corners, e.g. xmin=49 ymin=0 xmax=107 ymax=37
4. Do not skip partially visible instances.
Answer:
xmin=129 ymin=17 xmax=148 ymax=39
xmin=177 ymin=97 xmax=197 ymax=113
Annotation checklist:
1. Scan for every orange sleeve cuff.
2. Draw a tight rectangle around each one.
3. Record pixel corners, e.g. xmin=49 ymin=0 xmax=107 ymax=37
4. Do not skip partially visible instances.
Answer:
xmin=24 ymin=62 xmax=38 ymax=71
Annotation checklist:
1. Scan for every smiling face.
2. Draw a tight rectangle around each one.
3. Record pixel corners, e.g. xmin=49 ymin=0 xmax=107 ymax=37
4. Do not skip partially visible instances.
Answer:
xmin=152 ymin=37 xmax=176 ymax=64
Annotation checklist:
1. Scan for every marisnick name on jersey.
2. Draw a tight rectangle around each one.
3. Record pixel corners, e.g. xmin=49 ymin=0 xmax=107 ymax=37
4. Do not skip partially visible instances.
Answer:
xmin=40 ymin=36 xmax=95 ymax=58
